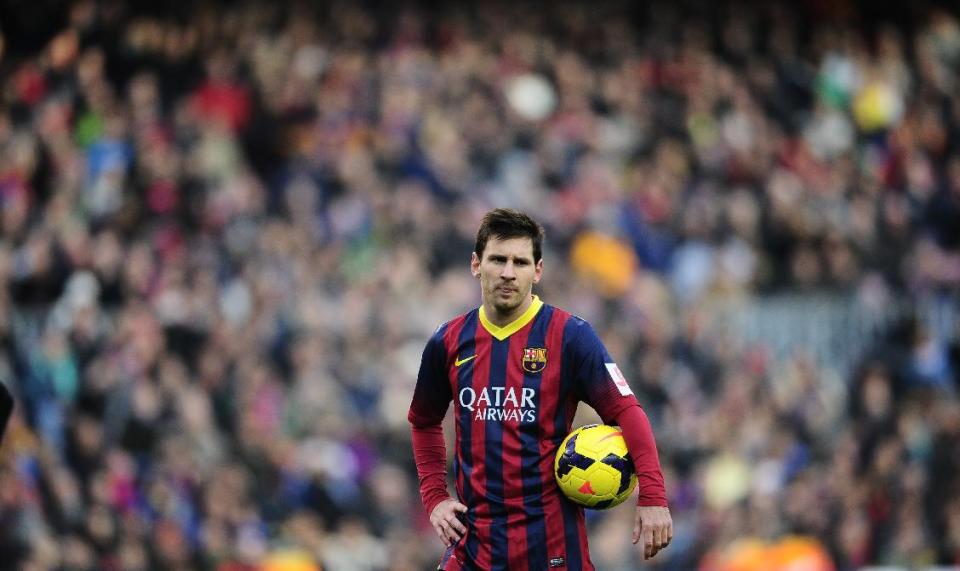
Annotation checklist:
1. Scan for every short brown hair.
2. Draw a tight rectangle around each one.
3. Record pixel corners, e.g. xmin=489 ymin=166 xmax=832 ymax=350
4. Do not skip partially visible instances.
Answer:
xmin=474 ymin=208 xmax=545 ymax=263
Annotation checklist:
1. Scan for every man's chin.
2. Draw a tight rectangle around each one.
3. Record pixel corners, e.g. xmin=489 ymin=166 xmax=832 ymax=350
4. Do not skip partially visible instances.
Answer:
xmin=492 ymin=299 xmax=522 ymax=314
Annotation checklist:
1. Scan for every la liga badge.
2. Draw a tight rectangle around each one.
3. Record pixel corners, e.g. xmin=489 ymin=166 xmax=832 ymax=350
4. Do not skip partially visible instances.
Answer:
xmin=522 ymin=347 xmax=547 ymax=373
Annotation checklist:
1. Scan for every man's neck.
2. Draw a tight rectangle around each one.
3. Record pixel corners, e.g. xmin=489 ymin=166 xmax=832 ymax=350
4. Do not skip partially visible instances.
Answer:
xmin=482 ymin=294 xmax=533 ymax=327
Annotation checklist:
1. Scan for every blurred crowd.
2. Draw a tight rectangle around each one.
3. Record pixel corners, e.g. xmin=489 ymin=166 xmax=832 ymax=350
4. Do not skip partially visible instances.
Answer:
xmin=0 ymin=0 xmax=959 ymax=569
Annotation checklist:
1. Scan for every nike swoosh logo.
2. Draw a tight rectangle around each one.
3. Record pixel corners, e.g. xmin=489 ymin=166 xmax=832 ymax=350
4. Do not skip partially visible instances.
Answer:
xmin=455 ymin=355 xmax=477 ymax=367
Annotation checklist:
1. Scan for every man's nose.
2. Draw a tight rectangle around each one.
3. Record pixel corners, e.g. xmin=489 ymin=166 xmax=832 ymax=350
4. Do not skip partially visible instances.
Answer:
xmin=502 ymin=261 xmax=516 ymax=279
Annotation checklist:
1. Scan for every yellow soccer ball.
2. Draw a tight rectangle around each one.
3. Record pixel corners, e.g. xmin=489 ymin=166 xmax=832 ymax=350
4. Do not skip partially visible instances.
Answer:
xmin=554 ymin=424 xmax=637 ymax=509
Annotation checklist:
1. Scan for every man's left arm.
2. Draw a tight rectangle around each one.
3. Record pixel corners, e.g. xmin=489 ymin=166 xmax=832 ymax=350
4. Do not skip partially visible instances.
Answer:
xmin=566 ymin=319 xmax=672 ymax=560
xmin=614 ymin=404 xmax=673 ymax=560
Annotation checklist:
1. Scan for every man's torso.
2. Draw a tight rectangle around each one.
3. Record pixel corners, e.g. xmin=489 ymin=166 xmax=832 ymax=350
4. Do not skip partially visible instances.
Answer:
xmin=437 ymin=301 xmax=593 ymax=570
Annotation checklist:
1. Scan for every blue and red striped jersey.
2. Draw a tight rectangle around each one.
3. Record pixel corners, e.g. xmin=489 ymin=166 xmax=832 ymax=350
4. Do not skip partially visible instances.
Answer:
xmin=408 ymin=296 xmax=644 ymax=571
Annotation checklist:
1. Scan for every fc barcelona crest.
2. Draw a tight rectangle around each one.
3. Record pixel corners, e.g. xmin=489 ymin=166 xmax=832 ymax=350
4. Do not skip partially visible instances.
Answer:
xmin=522 ymin=347 xmax=547 ymax=373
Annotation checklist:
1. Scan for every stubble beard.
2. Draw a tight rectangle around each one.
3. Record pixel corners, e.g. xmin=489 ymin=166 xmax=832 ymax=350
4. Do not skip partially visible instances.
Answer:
xmin=490 ymin=286 xmax=526 ymax=315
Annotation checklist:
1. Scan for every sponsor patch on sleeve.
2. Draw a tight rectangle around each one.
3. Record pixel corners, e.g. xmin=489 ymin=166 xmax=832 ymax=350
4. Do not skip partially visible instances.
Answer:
xmin=605 ymin=363 xmax=633 ymax=396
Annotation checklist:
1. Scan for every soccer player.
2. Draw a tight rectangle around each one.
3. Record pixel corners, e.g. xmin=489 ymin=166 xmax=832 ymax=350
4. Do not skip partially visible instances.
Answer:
xmin=408 ymin=208 xmax=672 ymax=570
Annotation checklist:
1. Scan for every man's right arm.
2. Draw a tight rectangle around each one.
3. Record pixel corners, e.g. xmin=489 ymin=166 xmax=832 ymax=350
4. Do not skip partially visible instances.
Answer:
xmin=408 ymin=329 xmax=454 ymax=517
xmin=411 ymin=421 xmax=469 ymax=547
xmin=410 ymin=421 xmax=451 ymax=516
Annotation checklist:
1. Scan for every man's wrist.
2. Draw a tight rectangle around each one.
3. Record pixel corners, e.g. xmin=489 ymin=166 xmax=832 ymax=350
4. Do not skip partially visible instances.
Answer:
xmin=426 ymin=495 xmax=453 ymax=517
xmin=636 ymin=497 xmax=669 ymax=507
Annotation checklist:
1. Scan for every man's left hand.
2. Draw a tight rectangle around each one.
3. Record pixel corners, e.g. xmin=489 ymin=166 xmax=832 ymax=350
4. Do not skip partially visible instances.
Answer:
xmin=632 ymin=505 xmax=672 ymax=560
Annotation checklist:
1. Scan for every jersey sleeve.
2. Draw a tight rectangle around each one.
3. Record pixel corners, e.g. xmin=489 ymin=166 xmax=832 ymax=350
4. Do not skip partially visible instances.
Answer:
xmin=407 ymin=325 xmax=452 ymax=428
xmin=566 ymin=318 xmax=639 ymax=422
xmin=615 ymin=405 xmax=668 ymax=506
xmin=567 ymin=318 xmax=668 ymax=506
xmin=408 ymin=326 xmax=454 ymax=516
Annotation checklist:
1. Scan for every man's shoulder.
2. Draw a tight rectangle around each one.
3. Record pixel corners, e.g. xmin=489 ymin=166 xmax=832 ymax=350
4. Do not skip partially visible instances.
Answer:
xmin=430 ymin=307 xmax=481 ymax=340
xmin=539 ymin=304 xmax=597 ymax=352
xmin=538 ymin=305 xmax=608 ymax=363
xmin=543 ymin=303 xmax=590 ymax=329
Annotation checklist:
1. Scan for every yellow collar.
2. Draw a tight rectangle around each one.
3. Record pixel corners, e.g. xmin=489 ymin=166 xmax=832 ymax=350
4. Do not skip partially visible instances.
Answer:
xmin=479 ymin=295 xmax=544 ymax=341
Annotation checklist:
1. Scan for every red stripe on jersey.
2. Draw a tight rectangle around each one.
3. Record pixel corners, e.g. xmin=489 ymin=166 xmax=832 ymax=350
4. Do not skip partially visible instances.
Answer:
xmin=443 ymin=315 xmax=468 ymax=500
xmin=469 ymin=323 xmax=493 ymax=569
xmin=504 ymin=325 xmax=533 ymax=568
xmin=538 ymin=309 xmax=571 ymax=564
xmin=576 ymin=508 xmax=591 ymax=568
xmin=442 ymin=314 xmax=467 ymax=378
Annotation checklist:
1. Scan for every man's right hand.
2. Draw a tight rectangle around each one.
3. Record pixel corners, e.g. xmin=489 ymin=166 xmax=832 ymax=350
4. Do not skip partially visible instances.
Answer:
xmin=430 ymin=498 xmax=469 ymax=547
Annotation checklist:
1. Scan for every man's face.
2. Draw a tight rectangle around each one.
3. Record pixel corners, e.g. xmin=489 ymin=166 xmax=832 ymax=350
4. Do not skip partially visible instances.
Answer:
xmin=472 ymin=236 xmax=543 ymax=315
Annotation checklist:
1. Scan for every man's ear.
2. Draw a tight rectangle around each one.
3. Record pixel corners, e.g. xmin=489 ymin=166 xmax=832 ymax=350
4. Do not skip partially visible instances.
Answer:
xmin=533 ymin=259 xmax=543 ymax=284
xmin=471 ymin=252 xmax=481 ymax=278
